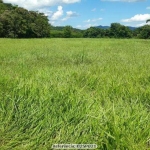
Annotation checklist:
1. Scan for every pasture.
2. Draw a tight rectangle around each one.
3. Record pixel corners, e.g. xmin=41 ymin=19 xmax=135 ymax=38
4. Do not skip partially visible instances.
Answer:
xmin=0 ymin=38 xmax=150 ymax=149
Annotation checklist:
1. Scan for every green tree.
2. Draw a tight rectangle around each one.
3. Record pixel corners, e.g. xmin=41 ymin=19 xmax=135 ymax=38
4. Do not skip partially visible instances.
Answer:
xmin=63 ymin=25 xmax=72 ymax=38
xmin=83 ymin=27 xmax=98 ymax=38
xmin=27 ymin=11 xmax=51 ymax=38
xmin=138 ymin=25 xmax=150 ymax=39
xmin=104 ymin=29 xmax=111 ymax=38
xmin=0 ymin=10 xmax=14 ymax=37
xmin=146 ymin=19 xmax=150 ymax=23
xmin=0 ymin=22 xmax=3 ymax=36
xmin=110 ymin=23 xmax=132 ymax=38
xmin=0 ymin=0 xmax=16 ymax=14
xmin=83 ymin=27 xmax=106 ymax=38
xmin=0 ymin=3 xmax=51 ymax=38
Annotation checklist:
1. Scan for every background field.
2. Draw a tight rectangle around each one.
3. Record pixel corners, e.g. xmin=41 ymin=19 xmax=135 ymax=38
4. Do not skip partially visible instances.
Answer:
xmin=0 ymin=39 xmax=150 ymax=150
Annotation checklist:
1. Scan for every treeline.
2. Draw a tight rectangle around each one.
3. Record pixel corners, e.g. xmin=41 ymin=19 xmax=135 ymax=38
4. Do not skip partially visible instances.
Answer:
xmin=0 ymin=0 xmax=50 ymax=38
xmin=51 ymin=24 xmax=150 ymax=39
xmin=0 ymin=0 xmax=150 ymax=39
xmin=83 ymin=24 xmax=150 ymax=39
xmin=51 ymin=26 xmax=83 ymax=38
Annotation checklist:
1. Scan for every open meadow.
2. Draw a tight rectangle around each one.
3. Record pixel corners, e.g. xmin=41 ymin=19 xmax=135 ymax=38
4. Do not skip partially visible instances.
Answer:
xmin=0 ymin=38 xmax=150 ymax=150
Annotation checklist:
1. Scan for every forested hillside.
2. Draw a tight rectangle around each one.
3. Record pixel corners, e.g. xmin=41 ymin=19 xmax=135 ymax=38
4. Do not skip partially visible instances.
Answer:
xmin=0 ymin=0 xmax=50 ymax=38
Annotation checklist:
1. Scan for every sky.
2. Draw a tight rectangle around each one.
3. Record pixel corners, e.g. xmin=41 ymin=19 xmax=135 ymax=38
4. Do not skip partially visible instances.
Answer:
xmin=3 ymin=0 xmax=150 ymax=29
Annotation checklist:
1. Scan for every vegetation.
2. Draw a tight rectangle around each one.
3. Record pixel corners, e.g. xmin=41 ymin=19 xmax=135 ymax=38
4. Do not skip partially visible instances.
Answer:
xmin=0 ymin=1 xmax=50 ymax=38
xmin=50 ymin=26 xmax=83 ymax=38
xmin=146 ymin=19 xmax=150 ymax=23
xmin=0 ymin=0 xmax=16 ymax=14
xmin=0 ymin=38 xmax=150 ymax=149
xmin=63 ymin=26 xmax=72 ymax=38
xmin=49 ymin=24 xmax=150 ymax=39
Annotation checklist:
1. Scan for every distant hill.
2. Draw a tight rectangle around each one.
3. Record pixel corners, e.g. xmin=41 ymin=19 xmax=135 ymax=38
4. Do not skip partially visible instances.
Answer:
xmin=51 ymin=25 xmax=137 ymax=31
xmin=95 ymin=25 xmax=137 ymax=30
xmin=95 ymin=25 xmax=110 ymax=29
xmin=127 ymin=26 xmax=137 ymax=31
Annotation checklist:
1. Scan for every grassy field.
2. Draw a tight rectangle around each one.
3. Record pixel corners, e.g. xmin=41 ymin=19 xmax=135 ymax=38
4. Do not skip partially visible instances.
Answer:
xmin=0 ymin=38 xmax=150 ymax=150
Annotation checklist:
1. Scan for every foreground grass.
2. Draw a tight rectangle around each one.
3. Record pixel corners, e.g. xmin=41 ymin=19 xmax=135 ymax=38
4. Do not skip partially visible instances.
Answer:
xmin=0 ymin=38 xmax=150 ymax=150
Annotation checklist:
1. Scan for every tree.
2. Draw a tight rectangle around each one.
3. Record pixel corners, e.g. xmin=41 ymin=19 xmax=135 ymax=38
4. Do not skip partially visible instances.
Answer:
xmin=110 ymin=23 xmax=132 ymax=38
xmin=0 ymin=3 xmax=51 ymax=38
xmin=138 ymin=25 xmax=150 ymax=39
xmin=83 ymin=27 xmax=107 ymax=38
xmin=146 ymin=19 xmax=150 ymax=23
xmin=0 ymin=10 xmax=15 ymax=37
xmin=63 ymin=25 xmax=72 ymax=38
xmin=83 ymin=27 xmax=98 ymax=38
xmin=25 ymin=11 xmax=51 ymax=38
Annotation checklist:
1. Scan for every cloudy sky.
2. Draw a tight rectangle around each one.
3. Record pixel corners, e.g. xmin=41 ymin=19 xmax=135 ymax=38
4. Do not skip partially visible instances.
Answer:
xmin=3 ymin=0 xmax=150 ymax=29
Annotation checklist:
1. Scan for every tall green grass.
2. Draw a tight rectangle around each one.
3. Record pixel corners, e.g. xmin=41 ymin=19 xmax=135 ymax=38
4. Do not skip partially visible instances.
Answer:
xmin=0 ymin=38 xmax=150 ymax=149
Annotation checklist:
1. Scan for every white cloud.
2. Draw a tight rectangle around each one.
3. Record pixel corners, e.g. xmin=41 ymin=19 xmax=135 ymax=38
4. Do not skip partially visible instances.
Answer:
xmin=84 ymin=19 xmax=91 ymax=23
xmin=92 ymin=18 xmax=103 ymax=22
xmin=122 ymin=21 xmax=150 ymax=27
xmin=146 ymin=7 xmax=150 ymax=9
xmin=135 ymin=22 xmax=150 ymax=27
xmin=66 ymin=11 xmax=79 ymax=17
xmin=84 ymin=18 xmax=103 ymax=23
xmin=62 ymin=11 xmax=79 ymax=21
xmin=101 ymin=0 xmax=145 ymax=2
xmin=91 ymin=8 xmax=105 ymax=12
xmin=50 ymin=21 xmax=55 ymax=25
xmin=3 ymin=0 xmax=81 ymax=9
xmin=50 ymin=6 xmax=63 ymax=21
xmin=62 ymin=0 xmax=80 ymax=3
xmin=76 ymin=25 xmax=82 ymax=28
xmin=91 ymin=8 xmax=96 ymax=12
xmin=100 ymin=8 xmax=105 ymax=11
xmin=84 ymin=23 xmax=98 ymax=28
xmin=76 ymin=24 xmax=98 ymax=29
xmin=121 ymin=14 xmax=150 ymax=22
xmin=38 ymin=8 xmax=53 ymax=17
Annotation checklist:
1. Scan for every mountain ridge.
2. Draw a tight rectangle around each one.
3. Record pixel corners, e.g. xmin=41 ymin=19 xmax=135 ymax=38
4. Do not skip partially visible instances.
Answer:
xmin=95 ymin=25 xmax=137 ymax=30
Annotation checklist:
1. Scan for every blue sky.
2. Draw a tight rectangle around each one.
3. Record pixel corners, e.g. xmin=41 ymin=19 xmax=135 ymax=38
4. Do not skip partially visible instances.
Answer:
xmin=3 ymin=0 xmax=150 ymax=29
